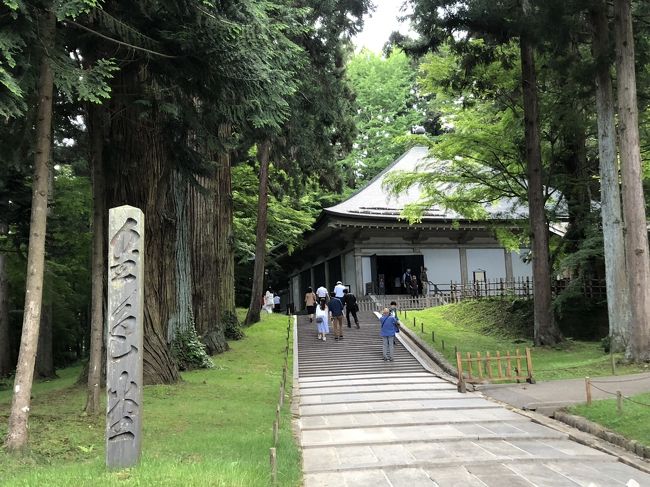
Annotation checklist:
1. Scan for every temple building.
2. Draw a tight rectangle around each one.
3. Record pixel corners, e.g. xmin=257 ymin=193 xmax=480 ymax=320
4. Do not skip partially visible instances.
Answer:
xmin=286 ymin=146 xmax=538 ymax=309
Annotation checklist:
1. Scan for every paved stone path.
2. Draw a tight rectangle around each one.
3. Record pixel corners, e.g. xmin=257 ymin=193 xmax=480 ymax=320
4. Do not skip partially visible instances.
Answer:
xmin=295 ymin=312 xmax=650 ymax=486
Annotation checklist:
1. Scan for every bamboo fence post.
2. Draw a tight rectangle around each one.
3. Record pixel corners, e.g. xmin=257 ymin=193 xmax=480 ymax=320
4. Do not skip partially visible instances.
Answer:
xmin=585 ymin=377 xmax=592 ymax=406
xmin=525 ymin=348 xmax=535 ymax=383
xmin=273 ymin=420 xmax=279 ymax=445
xmin=496 ymin=351 xmax=503 ymax=378
xmin=476 ymin=351 xmax=483 ymax=380
xmin=442 ymin=340 xmax=445 ymax=351
xmin=486 ymin=351 xmax=493 ymax=379
xmin=432 ymin=330 xmax=435 ymax=342
xmin=270 ymin=447 xmax=277 ymax=484
xmin=456 ymin=352 xmax=466 ymax=393
xmin=466 ymin=352 xmax=473 ymax=380
xmin=506 ymin=351 xmax=512 ymax=379
xmin=421 ymin=322 xmax=424 ymax=333
xmin=515 ymin=348 xmax=522 ymax=381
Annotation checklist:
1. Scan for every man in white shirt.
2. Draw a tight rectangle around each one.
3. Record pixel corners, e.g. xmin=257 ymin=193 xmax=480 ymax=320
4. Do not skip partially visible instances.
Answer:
xmin=333 ymin=280 xmax=346 ymax=298
xmin=316 ymin=285 xmax=329 ymax=302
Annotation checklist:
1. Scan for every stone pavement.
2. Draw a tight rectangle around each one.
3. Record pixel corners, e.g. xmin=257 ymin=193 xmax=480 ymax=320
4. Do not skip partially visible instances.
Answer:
xmin=478 ymin=372 xmax=650 ymax=416
xmin=294 ymin=312 xmax=650 ymax=486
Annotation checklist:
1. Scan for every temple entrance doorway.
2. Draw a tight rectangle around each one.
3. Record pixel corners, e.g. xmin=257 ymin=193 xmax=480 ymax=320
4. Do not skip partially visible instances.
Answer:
xmin=375 ymin=255 xmax=424 ymax=294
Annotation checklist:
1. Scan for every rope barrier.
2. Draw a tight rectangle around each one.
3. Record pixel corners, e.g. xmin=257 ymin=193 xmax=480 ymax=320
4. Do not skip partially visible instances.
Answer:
xmin=269 ymin=313 xmax=293 ymax=484
xmin=591 ymin=375 xmax=650 ymax=384
xmin=589 ymin=382 xmax=650 ymax=408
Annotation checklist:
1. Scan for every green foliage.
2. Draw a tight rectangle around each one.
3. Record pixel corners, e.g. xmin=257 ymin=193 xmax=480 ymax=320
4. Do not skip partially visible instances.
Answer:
xmin=569 ymin=393 xmax=650 ymax=448
xmin=222 ymin=310 xmax=244 ymax=340
xmin=54 ymin=57 xmax=118 ymax=103
xmin=341 ymin=49 xmax=429 ymax=184
xmin=171 ymin=326 xmax=214 ymax=371
xmin=408 ymin=303 xmax=648 ymax=381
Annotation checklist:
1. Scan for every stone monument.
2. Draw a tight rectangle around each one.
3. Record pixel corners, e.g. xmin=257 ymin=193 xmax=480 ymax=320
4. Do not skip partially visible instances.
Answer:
xmin=106 ymin=206 xmax=144 ymax=469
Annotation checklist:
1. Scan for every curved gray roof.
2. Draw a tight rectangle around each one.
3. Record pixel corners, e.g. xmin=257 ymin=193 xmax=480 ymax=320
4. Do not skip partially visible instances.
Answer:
xmin=325 ymin=146 xmax=531 ymax=221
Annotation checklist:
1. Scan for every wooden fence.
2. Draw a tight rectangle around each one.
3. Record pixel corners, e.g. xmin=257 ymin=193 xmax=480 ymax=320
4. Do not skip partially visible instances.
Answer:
xmin=437 ymin=277 xmax=606 ymax=302
xmin=356 ymin=294 xmax=446 ymax=312
xmin=456 ymin=348 xmax=535 ymax=392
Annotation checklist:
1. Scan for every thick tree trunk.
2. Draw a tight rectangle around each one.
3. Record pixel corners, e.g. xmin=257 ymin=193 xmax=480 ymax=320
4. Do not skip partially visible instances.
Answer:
xmin=245 ymin=140 xmax=272 ymax=326
xmin=614 ymin=0 xmax=650 ymax=362
xmin=214 ymin=124 xmax=241 ymax=340
xmin=590 ymin=2 xmax=631 ymax=353
xmin=188 ymin=169 xmax=228 ymax=353
xmin=85 ymin=102 xmax=106 ymax=414
xmin=104 ymin=64 xmax=179 ymax=384
xmin=35 ymin=301 xmax=55 ymax=379
xmin=5 ymin=7 xmax=56 ymax=452
xmin=0 ymin=223 xmax=11 ymax=377
xmin=520 ymin=0 xmax=563 ymax=346
xmin=168 ymin=171 xmax=197 ymax=346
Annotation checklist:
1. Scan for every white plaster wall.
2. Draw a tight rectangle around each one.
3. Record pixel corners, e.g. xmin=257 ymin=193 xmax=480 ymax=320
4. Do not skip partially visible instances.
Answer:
xmin=342 ymin=251 xmax=357 ymax=294
xmin=511 ymin=249 xmax=533 ymax=279
xmin=362 ymin=256 xmax=372 ymax=293
xmin=291 ymin=275 xmax=301 ymax=310
xmin=422 ymin=249 xmax=462 ymax=284
xmin=467 ymin=249 xmax=506 ymax=281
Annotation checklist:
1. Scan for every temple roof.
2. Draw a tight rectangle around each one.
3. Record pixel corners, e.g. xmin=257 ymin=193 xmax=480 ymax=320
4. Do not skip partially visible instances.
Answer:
xmin=324 ymin=146 xmax=532 ymax=221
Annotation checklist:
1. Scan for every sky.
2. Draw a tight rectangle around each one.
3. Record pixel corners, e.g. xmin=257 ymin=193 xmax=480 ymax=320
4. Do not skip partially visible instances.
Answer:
xmin=352 ymin=0 xmax=415 ymax=53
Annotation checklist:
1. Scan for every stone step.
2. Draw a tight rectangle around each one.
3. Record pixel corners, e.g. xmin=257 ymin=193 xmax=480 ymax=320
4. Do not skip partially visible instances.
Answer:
xmin=299 ymin=383 xmax=456 ymax=396
xmin=298 ymin=372 xmax=434 ymax=383
xmin=301 ymin=438 xmax=611 ymax=474
xmin=301 ymin=422 xmax=566 ymax=448
xmin=302 ymin=459 xmax=637 ymax=487
xmin=299 ymin=408 xmax=528 ymax=430
xmin=299 ymin=398 xmax=499 ymax=416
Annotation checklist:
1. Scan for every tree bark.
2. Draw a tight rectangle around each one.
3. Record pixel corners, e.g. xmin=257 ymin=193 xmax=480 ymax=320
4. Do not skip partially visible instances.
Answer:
xmin=35 ymin=301 xmax=55 ymax=379
xmin=85 ymin=102 xmax=106 ymax=414
xmin=5 ymin=7 xmax=56 ymax=452
xmin=214 ymin=124 xmax=241 ymax=340
xmin=520 ymin=0 xmax=563 ymax=346
xmin=590 ymin=2 xmax=631 ymax=353
xmin=104 ymin=63 xmax=179 ymax=384
xmin=188 ymin=169 xmax=228 ymax=353
xmin=0 ymin=222 xmax=11 ymax=377
xmin=614 ymin=0 xmax=650 ymax=362
xmin=245 ymin=140 xmax=272 ymax=326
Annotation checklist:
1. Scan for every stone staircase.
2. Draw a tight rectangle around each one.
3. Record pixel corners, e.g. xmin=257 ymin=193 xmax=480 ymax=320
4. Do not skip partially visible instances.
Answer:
xmin=294 ymin=312 xmax=650 ymax=486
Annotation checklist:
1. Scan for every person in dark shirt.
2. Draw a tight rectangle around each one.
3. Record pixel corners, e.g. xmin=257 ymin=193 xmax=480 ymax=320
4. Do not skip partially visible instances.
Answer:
xmin=342 ymin=289 xmax=359 ymax=329
xmin=328 ymin=293 xmax=344 ymax=340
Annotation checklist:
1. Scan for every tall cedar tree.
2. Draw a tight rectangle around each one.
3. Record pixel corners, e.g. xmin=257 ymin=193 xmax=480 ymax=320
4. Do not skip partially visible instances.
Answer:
xmin=5 ymin=5 xmax=55 ymax=452
xmin=405 ymin=0 xmax=563 ymax=344
xmin=614 ymin=0 xmax=650 ymax=361
xmin=589 ymin=0 xmax=631 ymax=352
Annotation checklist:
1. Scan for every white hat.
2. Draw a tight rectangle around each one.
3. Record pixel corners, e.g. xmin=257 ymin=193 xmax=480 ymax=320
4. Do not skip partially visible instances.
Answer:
xmin=336 ymin=281 xmax=342 ymax=285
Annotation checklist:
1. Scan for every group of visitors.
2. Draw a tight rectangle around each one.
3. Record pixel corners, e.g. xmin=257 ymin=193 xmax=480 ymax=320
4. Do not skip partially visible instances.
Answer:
xmin=304 ymin=281 xmax=360 ymax=341
xmin=402 ymin=266 xmax=429 ymax=297
xmin=304 ymin=283 xmax=402 ymax=362
xmin=263 ymin=288 xmax=281 ymax=314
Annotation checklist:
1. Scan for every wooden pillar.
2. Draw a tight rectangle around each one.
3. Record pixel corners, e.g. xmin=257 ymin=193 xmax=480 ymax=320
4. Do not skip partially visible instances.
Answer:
xmin=106 ymin=205 xmax=144 ymax=469
xmin=355 ymin=253 xmax=364 ymax=296
xmin=505 ymin=249 xmax=514 ymax=281
xmin=459 ymin=248 xmax=468 ymax=285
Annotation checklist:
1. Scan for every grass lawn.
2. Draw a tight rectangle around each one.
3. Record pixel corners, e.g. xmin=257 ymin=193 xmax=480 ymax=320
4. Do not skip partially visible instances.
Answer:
xmin=0 ymin=312 xmax=301 ymax=487
xmin=403 ymin=303 xmax=649 ymax=382
xmin=568 ymin=392 xmax=650 ymax=447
